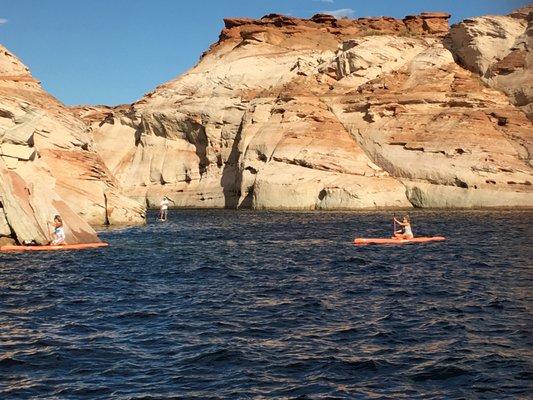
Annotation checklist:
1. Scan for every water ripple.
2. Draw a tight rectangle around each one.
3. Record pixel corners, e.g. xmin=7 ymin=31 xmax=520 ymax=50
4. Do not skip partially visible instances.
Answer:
xmin=0 ymin=209 xmax=531 ymax=399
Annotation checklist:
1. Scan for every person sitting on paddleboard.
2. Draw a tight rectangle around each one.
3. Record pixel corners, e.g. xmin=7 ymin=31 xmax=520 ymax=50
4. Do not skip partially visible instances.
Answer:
xmin=51 ymin=215 xmax=66 ymax=245
xmin=159 ymin=196 xmax=174 ymax=221
xmin=394 ymin=215 xmax=414 ymax=239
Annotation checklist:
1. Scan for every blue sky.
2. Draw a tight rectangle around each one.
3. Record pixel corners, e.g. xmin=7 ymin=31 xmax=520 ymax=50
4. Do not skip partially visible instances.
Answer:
xmin=0 ymin=0 xmax=528 ymax=106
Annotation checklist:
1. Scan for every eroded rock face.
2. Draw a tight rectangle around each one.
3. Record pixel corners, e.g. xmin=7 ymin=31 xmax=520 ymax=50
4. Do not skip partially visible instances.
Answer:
xmin=450 ymin=6 xmax=533 ymax=119
xmin=0 ymin=46 xmax=145 ymax=244
xmin=85 ymin=11 xmax=531 ymax=210
xmin=325 ymin=41 xmax=532 ymax=207
xmin=220 ymin=12 xmax=451 ymax=38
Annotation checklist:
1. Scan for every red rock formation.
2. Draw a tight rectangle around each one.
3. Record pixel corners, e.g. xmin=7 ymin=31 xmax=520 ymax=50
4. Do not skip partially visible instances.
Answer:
xmin=404 ymin=12 xmax=451 ymax=35
xmin=0 ymin=45 xmax=145 ymax=245
xmin=449 ymin=6 xmax=532 ymax=118
xmin=218 ymin=12 xmax=450 ymax=48
xmin=86 ymin=10 xmax=531 ymax=210
xmin=2 ymin=8 xmax=531 ymax=233
xmin=491 ymin=50 xmax=527 ymax=74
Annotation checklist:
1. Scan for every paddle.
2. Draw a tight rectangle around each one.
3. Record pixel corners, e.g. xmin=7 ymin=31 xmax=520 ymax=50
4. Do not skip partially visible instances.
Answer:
xmin=46 ymin=221 xmax=54 ymax=245
xmin=47 ymin=221 xmax=51 ymax=238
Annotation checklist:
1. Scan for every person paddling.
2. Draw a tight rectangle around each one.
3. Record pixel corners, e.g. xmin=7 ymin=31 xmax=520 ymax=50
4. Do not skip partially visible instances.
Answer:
xmin=159 ymin=196 xmax=175 ymax=221
xmin=394 ymin=215 xmax=414 ymax=239
xmin=50 ymin=215 xmax=66 ymax=245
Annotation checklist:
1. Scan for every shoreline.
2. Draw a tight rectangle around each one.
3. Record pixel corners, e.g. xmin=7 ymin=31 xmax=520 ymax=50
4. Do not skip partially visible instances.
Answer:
xmin=93 ymin=207 xmax=533 ymax=231
xmin=141 ymin=206 xmax=533 ymax=212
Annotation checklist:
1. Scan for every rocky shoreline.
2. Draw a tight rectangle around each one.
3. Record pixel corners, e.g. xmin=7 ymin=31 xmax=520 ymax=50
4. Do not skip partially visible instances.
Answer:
xmin=1 ymin=7 xmax=531 ymax=244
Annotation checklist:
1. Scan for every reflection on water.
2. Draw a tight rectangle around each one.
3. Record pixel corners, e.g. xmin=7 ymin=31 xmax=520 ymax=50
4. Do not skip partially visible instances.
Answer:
xmin=0 ymin=209 xmax=531 ymax=398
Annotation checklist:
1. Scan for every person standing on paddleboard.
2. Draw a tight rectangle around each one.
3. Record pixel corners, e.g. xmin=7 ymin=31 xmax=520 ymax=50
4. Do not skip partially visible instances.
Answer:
xmin=50 ymin=215 xmax=66 ymax=245
xmin=159 ymin=196 xmax=174 ymax=221
xmin=394 ymin=215 xmax=414 ymax=239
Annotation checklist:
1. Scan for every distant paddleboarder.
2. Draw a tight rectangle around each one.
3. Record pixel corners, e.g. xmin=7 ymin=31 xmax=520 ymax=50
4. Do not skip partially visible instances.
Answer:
xmin=394 ymin=215 xmax=414 ymax=239
xmin=159 ymin=197 xmax=174 ymax=221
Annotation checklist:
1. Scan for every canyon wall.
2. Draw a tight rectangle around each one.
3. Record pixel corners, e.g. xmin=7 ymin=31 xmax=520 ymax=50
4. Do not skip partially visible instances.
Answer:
xmin=83 ymin=10 xmax=532 ymax=210
xmin=449 ymin=6 xmax=533 ymax=119
xmin=1 ymin=7 xmax=531 ymax=245
xmin=0 ymin=46 xmax=145 ymax=245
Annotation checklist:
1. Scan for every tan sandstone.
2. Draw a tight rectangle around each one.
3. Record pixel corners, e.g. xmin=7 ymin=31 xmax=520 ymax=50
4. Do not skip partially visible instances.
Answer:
xmin=1 ymin=8 xmax=530 ymax=239
xmin=0 ymin=45 xmax=145 ymax=245
xmin=81 ymin=11 xmax=530 ymax=210
xmin=450 ymin=6 xmax=533 ymax=119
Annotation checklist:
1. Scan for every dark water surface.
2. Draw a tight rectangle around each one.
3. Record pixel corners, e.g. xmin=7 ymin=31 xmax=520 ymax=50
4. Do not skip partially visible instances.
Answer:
xmin=0 ymin=210 xmax=531 ymax=399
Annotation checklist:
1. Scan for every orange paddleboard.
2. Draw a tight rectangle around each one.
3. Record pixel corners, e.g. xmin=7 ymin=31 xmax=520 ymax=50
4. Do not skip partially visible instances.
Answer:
xmin=0 ymin=242 xmax=109 ymax=252
xmin=354 ymin=236 xmax=445 ymax=246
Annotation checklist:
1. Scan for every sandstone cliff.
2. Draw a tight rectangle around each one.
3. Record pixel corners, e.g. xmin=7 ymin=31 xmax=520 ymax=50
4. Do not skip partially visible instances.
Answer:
xmin=450 ymin=5 xmax=533 ymax=120
xmin=83 ymin=10 xmax=531 ymax=210
xmin=0 ymin=46 xmax=145 ymax=245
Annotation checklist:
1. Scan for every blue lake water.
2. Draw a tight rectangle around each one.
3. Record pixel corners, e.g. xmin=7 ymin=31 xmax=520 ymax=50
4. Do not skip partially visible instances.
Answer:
xmin=0 ymin=209 xmax=531 ymax=399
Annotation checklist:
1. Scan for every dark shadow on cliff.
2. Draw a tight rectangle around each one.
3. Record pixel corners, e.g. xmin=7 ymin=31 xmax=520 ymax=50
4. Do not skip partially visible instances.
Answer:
xmin=221 ymin=120 xmax=245 ymax=209
xmin=184 ymin=120 xmax=210 ymax=175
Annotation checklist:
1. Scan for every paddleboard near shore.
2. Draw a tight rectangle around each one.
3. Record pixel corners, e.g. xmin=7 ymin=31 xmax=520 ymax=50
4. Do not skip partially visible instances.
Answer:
xmin=0 ymin=242 xmax=109 ymax=252
xmin=354 ymin=237 xmax=445 ymax=245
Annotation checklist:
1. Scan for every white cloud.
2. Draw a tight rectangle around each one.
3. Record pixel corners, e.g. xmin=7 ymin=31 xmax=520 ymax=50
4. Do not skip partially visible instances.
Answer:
xmin=0 ymin=18 xmax=8 ymax=25
xmin=320 ymin=8 xmax=354 ymax=18
xmin=314 ymin=0 xmax=334 ymax=3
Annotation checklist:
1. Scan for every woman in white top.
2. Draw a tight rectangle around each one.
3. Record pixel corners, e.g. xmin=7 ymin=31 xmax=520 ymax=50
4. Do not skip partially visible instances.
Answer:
xmin=394 ymin=215 xmax=414 ymax=239
xmin=51 ymin=215 xmax=66 ymax=245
